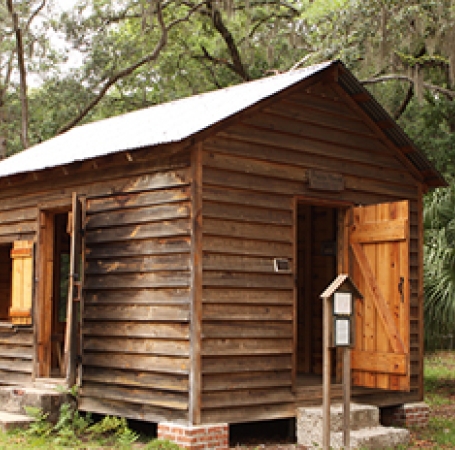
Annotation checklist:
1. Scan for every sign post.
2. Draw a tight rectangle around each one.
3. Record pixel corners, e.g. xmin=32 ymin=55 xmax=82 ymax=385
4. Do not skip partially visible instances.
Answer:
xmin=320 ymin=275 xmax=363 ymax=450
xmin=322 ymin=294 xmax=331 ymax=450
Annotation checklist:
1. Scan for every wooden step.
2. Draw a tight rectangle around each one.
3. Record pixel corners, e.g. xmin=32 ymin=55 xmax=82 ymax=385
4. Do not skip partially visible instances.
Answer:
xmin=0 ymin=410 xmax=34 ymax=432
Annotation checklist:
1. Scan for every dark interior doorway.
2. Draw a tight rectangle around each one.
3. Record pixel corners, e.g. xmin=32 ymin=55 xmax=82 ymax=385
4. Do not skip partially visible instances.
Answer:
xmin=52 ymin=212 xmax=71 ymax=376
xmin=296 ymin=203 xmax=338 ymax=379
xmin=0 ymin=244 xmax=12 ymax=321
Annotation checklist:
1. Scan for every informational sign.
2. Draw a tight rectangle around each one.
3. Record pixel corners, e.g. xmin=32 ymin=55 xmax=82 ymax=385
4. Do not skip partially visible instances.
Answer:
xmin=320 ymin=275 xmax=363 ymax=450
xmin=334 ymin=317 xmax=351 ymax=347
xmin=308 ymin=169 xmax=344 ymax=192
xmin=333 ymin=292 xmax=352 ymax=316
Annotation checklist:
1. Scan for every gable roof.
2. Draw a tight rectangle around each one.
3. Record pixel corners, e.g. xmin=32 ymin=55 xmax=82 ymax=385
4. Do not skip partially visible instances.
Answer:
xmin=320 ymin=274 xmax=363 ymax=300
xmin=0 ymin=60 xmax=445 ymax=187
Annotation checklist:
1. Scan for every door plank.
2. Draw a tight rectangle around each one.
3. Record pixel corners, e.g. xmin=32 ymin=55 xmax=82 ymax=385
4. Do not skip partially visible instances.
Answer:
xmin=351 ymin=350 xmax=407 ymax=375
xmin=350 ymin=242 xmax=406 ymax=354
xmin=350 ymin=219 xmax=407 ymax=244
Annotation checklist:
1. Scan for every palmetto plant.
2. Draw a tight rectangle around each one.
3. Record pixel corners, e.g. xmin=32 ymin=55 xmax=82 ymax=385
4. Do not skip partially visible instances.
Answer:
xmin=424 ymin=182 xmax=455 ymax=350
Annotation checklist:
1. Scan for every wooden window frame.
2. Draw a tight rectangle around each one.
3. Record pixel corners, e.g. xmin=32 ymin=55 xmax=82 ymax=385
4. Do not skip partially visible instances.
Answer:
xmin=0 ymin=240 xmax=34 ymax=327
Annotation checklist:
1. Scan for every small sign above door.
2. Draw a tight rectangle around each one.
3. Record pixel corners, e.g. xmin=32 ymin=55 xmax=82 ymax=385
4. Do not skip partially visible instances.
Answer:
xmin=308 ymin=170 xmax=344 ymax=192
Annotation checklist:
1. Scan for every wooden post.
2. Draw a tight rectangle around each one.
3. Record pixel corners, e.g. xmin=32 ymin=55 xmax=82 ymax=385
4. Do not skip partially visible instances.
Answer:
xmin=65 ymin=193 xmax=82 ymax=387
xmin=322 ymin=296 xmax=331 ymax=450
xmin=343 ymin=347 xmax=351 ymax=449
xmin=189 ymin=144 xmax=203 ymax=425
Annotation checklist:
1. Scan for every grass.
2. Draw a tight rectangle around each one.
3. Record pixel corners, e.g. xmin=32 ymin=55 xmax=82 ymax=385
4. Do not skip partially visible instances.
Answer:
xmin=408 ymin=351 xmax=455 ymax=448
xmin=424 ymin=352 xmax=455 ymax=407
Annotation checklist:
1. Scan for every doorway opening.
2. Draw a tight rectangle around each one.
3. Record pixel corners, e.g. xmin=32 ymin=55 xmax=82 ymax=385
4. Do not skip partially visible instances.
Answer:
xmin=38 ymin=209 xmax=71 ymax=378
xmin=296 ymin=203 xmax=338 ymax=384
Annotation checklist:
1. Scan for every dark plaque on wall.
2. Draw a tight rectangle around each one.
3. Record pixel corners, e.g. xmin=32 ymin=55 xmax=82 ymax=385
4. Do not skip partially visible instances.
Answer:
xmin=308 ymin=170 xmax=344 ymax=192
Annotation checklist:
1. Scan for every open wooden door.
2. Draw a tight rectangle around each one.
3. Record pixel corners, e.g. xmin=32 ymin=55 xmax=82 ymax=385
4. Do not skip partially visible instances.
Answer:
xmin=350 ymin=201 xmax=410 ymax=391
xmin=64 ymin=193 xmax=83 ymax=386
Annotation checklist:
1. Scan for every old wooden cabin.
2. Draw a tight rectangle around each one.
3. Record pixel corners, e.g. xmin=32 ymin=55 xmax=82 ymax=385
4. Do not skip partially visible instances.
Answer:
xmin=0 ymin=60 xmax=445 ymax=444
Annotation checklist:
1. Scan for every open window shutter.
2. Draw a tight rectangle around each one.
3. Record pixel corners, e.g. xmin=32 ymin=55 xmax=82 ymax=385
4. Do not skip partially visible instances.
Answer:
xmin=350 ymin=201 xmax=410 ymax=391
xmin=10 ymin=241 xmax=34 ymax=325
xmin=64 ymin=193 xmax=83 ymax=385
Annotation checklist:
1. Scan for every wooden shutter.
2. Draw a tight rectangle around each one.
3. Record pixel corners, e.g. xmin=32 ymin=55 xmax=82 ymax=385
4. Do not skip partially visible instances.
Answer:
xmin=64 ymin=193 xmax=83 ymax=385
xmin=350 ymin=201 xmax=410 ymax=391
xmin=10 ymin=241 xmax=34 ymax=325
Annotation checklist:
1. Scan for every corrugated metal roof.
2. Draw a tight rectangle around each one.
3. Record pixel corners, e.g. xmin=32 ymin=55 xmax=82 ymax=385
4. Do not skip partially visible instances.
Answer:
xmin=0 ymin=61 xmax=333 ymax=179
xmin=0 ymin=59 xmax=445 ymax=187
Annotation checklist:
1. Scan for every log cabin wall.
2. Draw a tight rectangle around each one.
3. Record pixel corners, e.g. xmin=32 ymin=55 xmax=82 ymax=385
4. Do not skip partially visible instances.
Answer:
xmin=199 ymin=80 xmax=423 ymax=424
xmin=0 ymin=148 xmax=194 ymax=423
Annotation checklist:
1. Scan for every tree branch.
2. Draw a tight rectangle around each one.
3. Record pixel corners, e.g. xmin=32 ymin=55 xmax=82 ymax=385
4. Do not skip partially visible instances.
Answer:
xmin=196 ymin=44 xmax=240 ymax=77
xmin=57 ymin=1 xmax=206 ymax=134
xmin=393 ymin=84 xmax=414 ymax=120
xmin=238 ymin=12 xmax=295 ymax=45
xmin=7 ymin=0 xmax=29 ymax=148
xmin=0 ymin=53 xmax=15 ymax=98
xmin=25 ymin=0 xmax=46 ymax=33
xmin=361 ymin=74 xmax=455 ymax=100
xmin=206 ymin=1 xmax=250 ymax=81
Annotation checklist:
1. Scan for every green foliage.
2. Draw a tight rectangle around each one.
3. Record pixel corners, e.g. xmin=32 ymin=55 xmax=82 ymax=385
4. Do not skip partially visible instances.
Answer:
xmin=23 ymin=406 xmax=53 ymax=438
xmin=403 ymin=97 xmax=455 ymax=177
xmin=25 ymin=402 xmax=92 ymax=447
xmin=24 ymin=399 xmax=138 ymax=448
xmin=395 ymin=51 xmax=449 ymax=67
xmin=424 ymin=183 xmax=455 ymax=350
xmin=87 ymin=415 xmax=138 ymax=446
xmin=144 ymin=439 xmax=183 ymax=450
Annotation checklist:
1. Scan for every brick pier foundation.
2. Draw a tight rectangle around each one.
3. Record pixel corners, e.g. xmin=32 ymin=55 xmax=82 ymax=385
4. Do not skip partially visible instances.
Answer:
xmin=158 ymin=422 xmax=229 ymax=450
xmin=381 ymin=402 xmax=429 ymax=428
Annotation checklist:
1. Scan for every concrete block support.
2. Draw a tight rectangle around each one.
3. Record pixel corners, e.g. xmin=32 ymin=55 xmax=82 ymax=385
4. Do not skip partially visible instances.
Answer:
xmin=158 ymin=422 xmax=229 ymax=450
xmin=381 ymin=402 xmax=430 ymax=428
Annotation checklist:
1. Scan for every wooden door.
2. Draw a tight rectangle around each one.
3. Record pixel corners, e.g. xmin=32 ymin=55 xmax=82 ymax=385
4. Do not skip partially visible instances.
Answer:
xmin=64 ymin=193 xmax=83 ymax=386
xmin=37 ymin=211 xmax=54 ymax=377
xmin=350 ymin=201 xmax=410 ymax=391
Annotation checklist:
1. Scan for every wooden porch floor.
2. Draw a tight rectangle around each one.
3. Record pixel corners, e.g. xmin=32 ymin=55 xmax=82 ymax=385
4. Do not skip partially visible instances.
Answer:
xmin=294 ymin=374 xmax=375 ymax=406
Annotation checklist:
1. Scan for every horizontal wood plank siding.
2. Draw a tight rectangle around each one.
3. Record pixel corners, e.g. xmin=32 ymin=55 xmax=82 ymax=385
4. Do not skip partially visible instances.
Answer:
xmin=0 ymin=328 xmax=33 ymax=384
xmin=200 ymin=81 xmax=422 ymax=424
xmin=0 ymin=149 xmax=191 ymax=421
xmin=81 ymin=163 xmax=192 ymax=422
xmin=0 ymin=206 xmax=37 ymax=244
